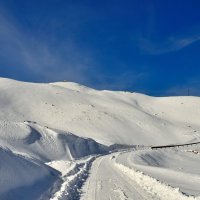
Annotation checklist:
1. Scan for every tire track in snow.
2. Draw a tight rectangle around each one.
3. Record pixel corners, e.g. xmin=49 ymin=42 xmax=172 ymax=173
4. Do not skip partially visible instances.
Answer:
xmin=110 ymin=157 xmax=151 ymax=200
xmin=48 ymin=156 xmax=96 ymax=200
xmin=81 ymin=153 xmax=156 ymax=200
xmin=82 ymin=156 xmax=104 ymax=200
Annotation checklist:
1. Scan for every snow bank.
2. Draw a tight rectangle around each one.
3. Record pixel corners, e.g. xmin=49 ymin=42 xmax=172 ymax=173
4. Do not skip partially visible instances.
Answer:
xmin=116 ymin=148 xmax=200 ymax=196
xmin=115 ymin=163 xmax=200 ymax=200
xmin=0 ymin=147 xmax=59 ymax=200
xmin=0 ymin=121 xmax=108 ymax=162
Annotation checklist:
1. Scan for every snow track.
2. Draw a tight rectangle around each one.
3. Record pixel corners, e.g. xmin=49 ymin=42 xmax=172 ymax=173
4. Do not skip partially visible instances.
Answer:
xmin=48 ymin=157 xmax=96 ymax=200
xmin=80 ymin=151 xmax=200 ymax=200
xmin=81 ymin=153 xmax=154 ymax=200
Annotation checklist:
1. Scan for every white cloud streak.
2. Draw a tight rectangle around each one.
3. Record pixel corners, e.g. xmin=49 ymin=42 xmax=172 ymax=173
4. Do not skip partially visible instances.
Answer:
xmin=0 ymin=9 xmax=149 ymax=90
xmin=138 ymin=34 xmax=200 ymax=55
xmin=0 ymin=12 xmax=95 ymax=83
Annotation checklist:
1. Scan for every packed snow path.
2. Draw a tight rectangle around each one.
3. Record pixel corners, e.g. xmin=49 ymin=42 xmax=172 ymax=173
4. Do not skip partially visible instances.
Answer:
xmin=81 ymin=153 xmax=154 ymax=200
xmin=80 ymin=149 xmax=200 ymax=200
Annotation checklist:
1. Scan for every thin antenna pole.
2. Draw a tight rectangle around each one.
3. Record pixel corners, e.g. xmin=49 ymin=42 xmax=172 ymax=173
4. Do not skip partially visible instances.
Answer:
xmin=188 ymin=88 xmax=190 ymax=96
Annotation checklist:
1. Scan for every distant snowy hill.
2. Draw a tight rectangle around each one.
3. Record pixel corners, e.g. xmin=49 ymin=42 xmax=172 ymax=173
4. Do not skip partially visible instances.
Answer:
xmin=0 ymin=77 xmax=200 ymax=146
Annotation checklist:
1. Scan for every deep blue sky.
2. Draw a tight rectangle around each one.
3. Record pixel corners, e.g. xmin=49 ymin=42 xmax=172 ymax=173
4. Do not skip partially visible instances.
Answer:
xmin=0 ymin=0 xmax=200 ymax=96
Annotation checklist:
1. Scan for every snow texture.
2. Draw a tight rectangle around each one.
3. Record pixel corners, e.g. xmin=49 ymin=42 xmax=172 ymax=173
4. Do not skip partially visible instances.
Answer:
xmin=1 ymin=77 xmax=200 ymax=199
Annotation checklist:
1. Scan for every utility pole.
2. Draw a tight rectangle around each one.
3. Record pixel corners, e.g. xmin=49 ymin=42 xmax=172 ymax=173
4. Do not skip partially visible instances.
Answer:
xmin=188 ymin=88 xmax=190 ymax=96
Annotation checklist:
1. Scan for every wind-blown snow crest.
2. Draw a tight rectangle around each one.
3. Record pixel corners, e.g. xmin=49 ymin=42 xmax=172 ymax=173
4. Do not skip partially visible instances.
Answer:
xmin=0 ymin=120 xmax=107 ymax=162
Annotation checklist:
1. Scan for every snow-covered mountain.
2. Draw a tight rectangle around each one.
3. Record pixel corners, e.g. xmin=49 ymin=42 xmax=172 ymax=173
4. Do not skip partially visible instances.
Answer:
xmin=1 ymin=77 xmax=200 ymax=147
xmin=1 ymin=77 xmax=200 ymax=200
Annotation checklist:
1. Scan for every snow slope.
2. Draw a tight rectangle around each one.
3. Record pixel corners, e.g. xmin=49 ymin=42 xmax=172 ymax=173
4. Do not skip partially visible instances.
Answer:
xmin=1 ymin=77 xmax=200 ymax=146
xmin=1 ymin=77 xmax=200 ymax=199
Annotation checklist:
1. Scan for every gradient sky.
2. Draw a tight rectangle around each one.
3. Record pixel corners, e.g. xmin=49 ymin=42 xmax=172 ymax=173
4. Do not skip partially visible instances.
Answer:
xmin=0 ymin=0 xmax=200 ymax=96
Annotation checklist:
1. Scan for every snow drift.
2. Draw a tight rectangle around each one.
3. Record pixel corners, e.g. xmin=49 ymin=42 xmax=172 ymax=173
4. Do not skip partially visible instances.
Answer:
xmin=0 ymin=120 xmax=107 ymax=162
xmin=0 ymin=147 xmax=59 ymax=200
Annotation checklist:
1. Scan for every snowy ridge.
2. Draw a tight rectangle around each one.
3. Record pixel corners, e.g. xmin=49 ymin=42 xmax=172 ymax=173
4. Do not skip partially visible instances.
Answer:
xmin=1 ymin=77 xmax=200 ymax=146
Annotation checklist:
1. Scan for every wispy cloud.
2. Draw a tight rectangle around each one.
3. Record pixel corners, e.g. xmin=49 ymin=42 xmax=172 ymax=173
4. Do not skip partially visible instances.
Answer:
xmin=0 ymin=11 xmax=96 ymax=83
xmin=138 ymin=33 xmax=200 ymax=55
xmin=0 ymin=9 xmax=149 ymax=90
